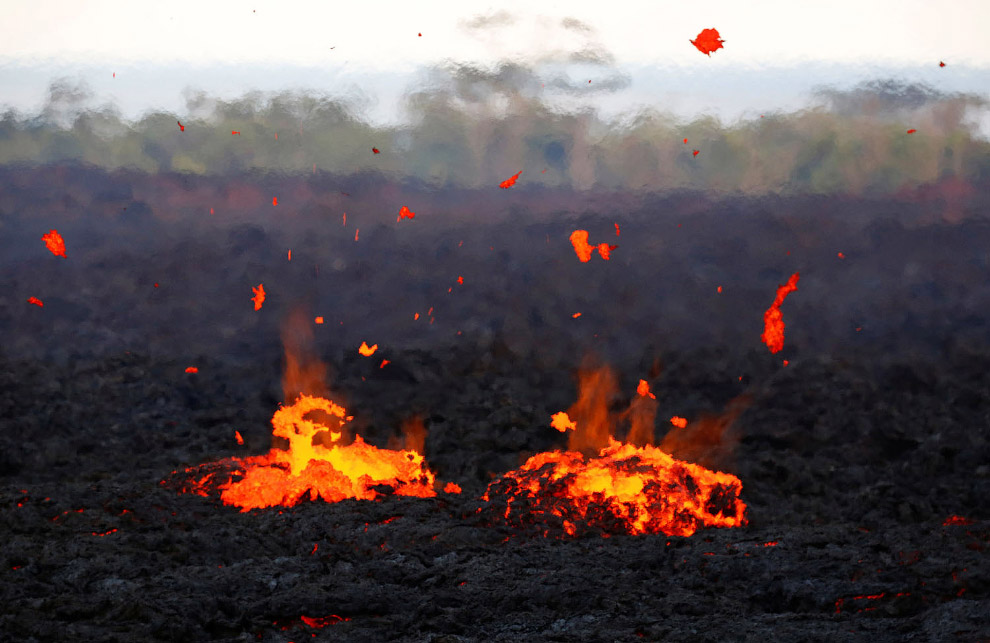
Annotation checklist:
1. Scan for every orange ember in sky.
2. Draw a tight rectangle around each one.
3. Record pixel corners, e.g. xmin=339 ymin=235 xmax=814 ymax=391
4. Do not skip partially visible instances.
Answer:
xmin=185 ymin=367 xmax=198 ymax=373
xmin=670 ymin=416 xmax=688 ymax=429
xmin=314 ymin=316 xmax=324 ymax=324
xmin=499 ymin=170 xmax=522 ymax=189
xmin=251 ymin=284 xmax=266 ymax=311
xmin=569 ymin=230 xmax=616 ymax=262
xmin=482 ymin=364 xmax=746 ymax=537
xmin=761 ymin=272 xmax=800 ymax=353
xmin=41 ymin=230 xmax=66 ymax=257
xmin=235 ymin=430 xmax=244 ymax=445
xmin=551 ymin=411 xmax=577 ymax=432
xmin=358 ymin=341 xmax=378 ymax=356
xmin=691 ymin=28 xmax=724 ymax=56
xmin=636 ymin=379 xmax=656 ymax=399
xmin=27 ymin=297 xmax=43 ymax=307
xmin=397 ymin=206 xmax=415 ymax=222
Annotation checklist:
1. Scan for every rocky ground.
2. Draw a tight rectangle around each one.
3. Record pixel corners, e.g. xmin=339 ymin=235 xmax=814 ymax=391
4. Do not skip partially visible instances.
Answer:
xmin=0 ymin=166 xmax=988 ymax=641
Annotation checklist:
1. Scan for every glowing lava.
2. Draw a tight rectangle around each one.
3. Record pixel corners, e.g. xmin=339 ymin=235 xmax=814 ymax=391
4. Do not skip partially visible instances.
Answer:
xmin=175 ymin=313 xmax=454 ymax=511
xmin=482 ymin=365 xmax=746 ymax=537
xmin=212 ymin=394 xmax=439 ymax=511
xmin=41 ymin=230 xmax=66 ymax=257
xmin=761 ymin=272 xmax=800 ymax=353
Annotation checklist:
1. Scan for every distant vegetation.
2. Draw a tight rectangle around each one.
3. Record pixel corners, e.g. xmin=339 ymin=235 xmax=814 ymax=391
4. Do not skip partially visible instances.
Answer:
xmin=1 ymin=68 xmax=987 ymax=195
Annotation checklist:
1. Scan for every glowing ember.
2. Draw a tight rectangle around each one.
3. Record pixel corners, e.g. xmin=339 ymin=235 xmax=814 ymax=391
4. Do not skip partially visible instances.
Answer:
xmin=670 ymin=416 xmax=688 ymax=429
xmin=41 ymin=230 xmax=66 ymax=257
xmin=761 ymin=272 xmax=800 ymax=353
xmin=251 ymin=284 xmax=266 ymax=311
xmin=397 ymin=206 xmax=415 ymax=221
xmin=27 ymin=297 xmax=43 ymax=307
xmin=358 ymin=341 xmax=378 ymax=356
xmin=943 ymin=515 xmax=974 ymax=526
xmin=185 ymin=367 xmax=198 ymax=374
xmin=499 ymin=170 xmax=522 ymax=189
xmin=483 ymin=365 xmax=746 ymax=537
xmin=551 ymin=411 xmax=577 ymax=433
xmin=691 ymin=28 xmax=724 ymax=56
xmin=235 ymin=431 xmax=244 ymax=445
xmin=569 ymin=230 xmax=616 ymax=262
xmin=636 ymin=380 xmax=656 ymax=400
xmin=182 ymin=394 xmax=440 ymax=511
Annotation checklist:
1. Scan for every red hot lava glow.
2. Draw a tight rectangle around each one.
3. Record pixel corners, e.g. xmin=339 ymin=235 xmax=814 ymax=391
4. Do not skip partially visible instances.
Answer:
xmin=482 ymin=365 xmax=747 ymax=537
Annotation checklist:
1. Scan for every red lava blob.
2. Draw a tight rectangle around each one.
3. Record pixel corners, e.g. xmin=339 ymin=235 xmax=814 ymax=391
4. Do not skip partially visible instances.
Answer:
xmin=185 ymin=367 xmax=198 ymax=374
xmin=761 ymin=273 xmax=800 ymax=353
xmin=499 ymin=170 xmax=523 ymax=189
xmin=397 ymin=206 xmax=415 ymax=222
xmin=251 ymin=284 xmax=266 ymax=311
xmin=41 ymin=230 xmax=67 ymax=257
xmin=358 ymin=341 xmax=378 ymax=357
xmin=691 ymin=28 xmax=724 ymax=56
xmin=177 ymin=120 xmax=185 ymax=131
xmin=27 ymin=297 xmax=43 ymax=307
xmin=907 ymin=129 xmax=917 ymax=134
xmin=693 ymin=150 xmax=700 ymax=157
xmin=372 ymin=147 xmax=380 ymax=154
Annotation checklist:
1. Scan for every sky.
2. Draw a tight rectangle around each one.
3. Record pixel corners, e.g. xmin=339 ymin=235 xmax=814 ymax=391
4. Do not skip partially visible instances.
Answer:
xmin=2 ymin=0 xmax=989 ymax=124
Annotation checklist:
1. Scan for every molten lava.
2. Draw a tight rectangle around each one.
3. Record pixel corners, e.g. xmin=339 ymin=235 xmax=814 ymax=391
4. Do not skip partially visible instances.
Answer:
xmin=761 ymin=272 xmax=800 ymax=353
xmin=41 ymin=230 xmax=66 ymax=257
xmin=569 ymin=230 xmax=616 ymax=262
xmin=213 ymin=394 xmax=439 ymax=511
xmin=483 ymin=364 xmax=746 ymax=537
xmin=176 ymin=313 xmax=454 ymax=511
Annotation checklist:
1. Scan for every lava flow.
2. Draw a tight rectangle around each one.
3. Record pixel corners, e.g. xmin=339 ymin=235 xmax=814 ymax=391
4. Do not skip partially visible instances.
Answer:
xmin=482 ymin=365 xmax=747 ymax=537
xmin=176 ymin=312 xmax=449 ymax=511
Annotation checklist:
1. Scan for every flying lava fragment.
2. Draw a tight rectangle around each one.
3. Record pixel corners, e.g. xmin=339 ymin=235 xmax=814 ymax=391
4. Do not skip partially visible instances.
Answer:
xmin=551 ymin=411 xmax=577 ymax=433
xmin=499 ymin=170 xmax=522 ymax=189
xmin=372 ymin=147 xmax=380 ymax=154
xmin=939 ymin=61 xmax=946 ymax=67
xmin=231 ymin=131 xmax=240 ymax=135
xmin=397 ymin=206 xmax=415 ymax=222
xmin=251 ymin=284 xmax=266 ymax=311
xmin=41 ymin=230 xmax=66 ymax=257
xmin=358 ymin=341 xmax=378 ymax=357
xmin=185 ymin=367 xmax=198 ymax=374
xmin=177 ymin=121 xmax=185 ymax=131
xmin=761 ymin=272 xmax=800 ymax=353
xmin=691 ymin=28 xmax=724 ymax=56
xmin=670 ymin=416 xmax=688 ymax=429
xmin=27 ymin=297 xmax=43 ymax=307
xmin=636 ymin=379 xmax=656 ymax=400
xmin=693 ymin=150 xmax=700 ymax=157
xmin=569 ymin=230 xmax=616 ymax=262
xmin=907 ymin=129 xmax=917 ymax=134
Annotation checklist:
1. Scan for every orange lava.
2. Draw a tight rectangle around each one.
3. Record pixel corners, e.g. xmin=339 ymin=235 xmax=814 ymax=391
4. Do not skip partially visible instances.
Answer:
xmin=637 ymin=379 xmax=656 ymax=399
xmin=670 ymin=416 xmax=688 ymax=429
xmin=691 ymin=28 xmax=724 ymax=56
xmin=483 ymin=438 xmax=745 ymax=537
xmin=185 ymin=367 xmax=199 ymax=374
xmin=499 ymin=170 xmax=522 ymax=189
xmin=397 ymin=206 xmax=415 ymax=222
xmin=251 ymin=284 xmax=266 ymax=311
xmin=483 ymin=364 xmax=746 ymax=537
xmin=185 ymin=394 xmax=440 ymax=512
xmin=27 ymin=297 xmax=43 ymax=307
xmin=358 ymin=341 xmax=378 ymax=356
xmin=41 ymin=230 xmax=66 ymax=257
xmin=761 ymin=272 xmax=800 ymax=353
xmin=569 ymin=230 xmax=616 ymax=262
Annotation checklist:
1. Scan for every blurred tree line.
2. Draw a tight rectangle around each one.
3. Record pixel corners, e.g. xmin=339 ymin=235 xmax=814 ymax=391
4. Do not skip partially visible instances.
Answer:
xmin=0 ymin=66 xmax=987 ymax=194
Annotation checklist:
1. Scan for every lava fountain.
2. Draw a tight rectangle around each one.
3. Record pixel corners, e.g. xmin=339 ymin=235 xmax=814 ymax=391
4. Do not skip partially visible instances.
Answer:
xmin=176 ymin=311 xmax=452 ymax=510
xmin=482 ymin=365 xmax=747 ymax=537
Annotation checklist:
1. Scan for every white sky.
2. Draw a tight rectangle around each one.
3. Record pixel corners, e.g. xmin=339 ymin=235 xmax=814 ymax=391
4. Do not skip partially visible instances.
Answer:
xmin=4 ymin=0 xmax=990 ymax=69
xmin=2 ymin=1 xmax=988 ymax=128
